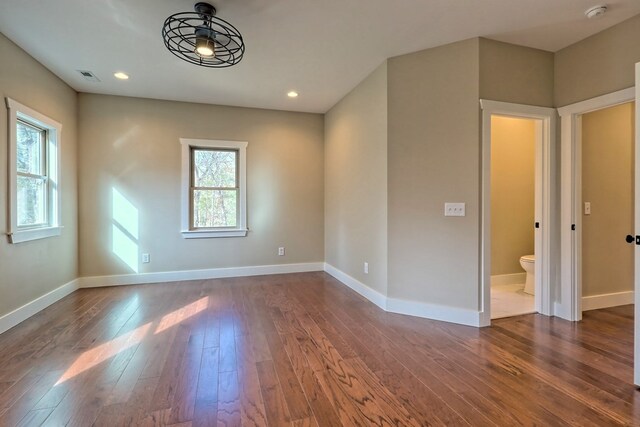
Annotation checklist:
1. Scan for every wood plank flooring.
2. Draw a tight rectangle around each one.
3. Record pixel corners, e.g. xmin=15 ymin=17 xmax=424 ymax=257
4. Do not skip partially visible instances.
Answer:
xmin=0 ymin=272 xmax=639 ymax=426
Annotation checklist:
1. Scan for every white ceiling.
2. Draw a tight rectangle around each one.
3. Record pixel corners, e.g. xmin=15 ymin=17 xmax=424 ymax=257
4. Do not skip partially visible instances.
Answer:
xmin=1 ymin=0 xmax=639 ymax=113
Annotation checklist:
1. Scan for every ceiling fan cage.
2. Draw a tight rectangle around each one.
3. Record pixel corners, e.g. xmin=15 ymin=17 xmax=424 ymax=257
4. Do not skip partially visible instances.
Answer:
xmin=162 ymin=5 xmax=245 ymax=68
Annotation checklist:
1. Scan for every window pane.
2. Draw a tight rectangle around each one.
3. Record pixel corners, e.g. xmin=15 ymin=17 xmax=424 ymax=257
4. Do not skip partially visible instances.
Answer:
xmin=17 ymin=121 xmax=44 ymax=175
xmin=193 ymin=189 xmax=237 ymax=228
xmin=193 ymin=150 xmax=236 ymax=188
xmin=17 ymin=176 xmax=47 ymax=226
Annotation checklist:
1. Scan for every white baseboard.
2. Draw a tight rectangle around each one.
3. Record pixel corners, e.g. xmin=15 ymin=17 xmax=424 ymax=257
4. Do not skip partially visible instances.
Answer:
xmin=79 ymin=262 xmax=324 ymax=288
xmin=386 ymin=297 xmax=482 ymax=327
xmin=1 ymin=261 xmax=484 ymax=335
xmin=323 ymin=263 xmax=481 ymax=327
xmin=491 ymin=273 xmax=526 ymax=287
xmin=0 ymin=278 xmax=80 ymax=335
xmin=323 ymin=263 xmax=387 ymax=309
xmin=582 ymin=291 xmax=634 ymax=312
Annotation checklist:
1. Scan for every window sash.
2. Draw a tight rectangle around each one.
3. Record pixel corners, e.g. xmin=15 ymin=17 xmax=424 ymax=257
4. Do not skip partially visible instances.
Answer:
xmin=190 ymin=148 xmax=239 ymax=187
xmin=17 ymin=172 xmax=51 ymax=230
xmin=190 ymin=188 xmax=239 ymax=229
xmin=16 ymin=119 xmax=47 ymax=176
xmin=189 ymin=148 xmax=240 ymax=229
xmin=16 ymin=119 xmax=50 ymax=229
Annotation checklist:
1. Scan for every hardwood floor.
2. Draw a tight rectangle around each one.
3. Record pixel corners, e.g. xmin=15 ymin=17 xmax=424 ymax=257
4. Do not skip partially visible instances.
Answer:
xmin=0 ymin=272 xmax=638 ymax=426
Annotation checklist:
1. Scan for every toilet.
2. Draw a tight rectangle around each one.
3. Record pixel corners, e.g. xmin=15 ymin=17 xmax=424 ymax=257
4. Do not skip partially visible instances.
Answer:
xmin=519 ymin=255 xmax=535 ymax=295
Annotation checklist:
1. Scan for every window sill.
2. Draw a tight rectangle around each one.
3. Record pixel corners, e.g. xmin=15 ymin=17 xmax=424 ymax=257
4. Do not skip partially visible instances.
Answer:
xmin=8 ymin=226 xmax=63 ymax=244
xmin=181 ymin=229 xmax=248 ymax=239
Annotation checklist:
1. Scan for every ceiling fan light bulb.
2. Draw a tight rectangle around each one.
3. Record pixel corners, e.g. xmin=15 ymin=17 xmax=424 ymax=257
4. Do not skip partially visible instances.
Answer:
xmin=195 ymin=37 xmax=215 ymax=57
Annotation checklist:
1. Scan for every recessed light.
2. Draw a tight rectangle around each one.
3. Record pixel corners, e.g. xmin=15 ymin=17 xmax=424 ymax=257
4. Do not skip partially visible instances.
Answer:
xmin=287 ymin=91 xmax=299 ymax=98
xmin=114 ymin=72 xmax=129 ymax=80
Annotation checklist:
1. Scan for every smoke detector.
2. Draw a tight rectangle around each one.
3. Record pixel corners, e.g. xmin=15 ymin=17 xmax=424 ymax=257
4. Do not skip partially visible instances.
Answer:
xmin=585 ymin=5 xmax=607 ymax=19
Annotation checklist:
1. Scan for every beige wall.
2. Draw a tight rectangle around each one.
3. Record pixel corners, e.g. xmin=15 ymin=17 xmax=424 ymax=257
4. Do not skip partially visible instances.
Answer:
xmin=490 ymin=116 xmax=535 ymax=275
xmin=480 ymin=38 xmax=555 ymax=108
xmin=78 ymin=94 xmax=324 ymax=276
xmin=555 ymin=14 xmax=640 ymax=107
xmin=582 ymin=102 xmax=635 ymax=297
xmin=0 ymin=33 xmax=78 ymax=318
xmin=325 ymin=62 xmax=388 ymax=295
xmin=387 ymin=38 xmax=481 ymax=310
xmin=385 ymin=37 xmax=555 ymax=312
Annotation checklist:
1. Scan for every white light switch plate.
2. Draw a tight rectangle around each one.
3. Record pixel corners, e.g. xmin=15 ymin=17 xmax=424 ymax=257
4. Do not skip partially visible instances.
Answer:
xmin=445 ymin=203 xmax=465 ymax=217
xmin=584 ymin=202 xmax=591 ymax=215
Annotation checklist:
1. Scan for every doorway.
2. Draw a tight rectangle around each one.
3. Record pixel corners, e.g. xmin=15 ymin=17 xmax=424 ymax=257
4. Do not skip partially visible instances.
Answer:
xmin=480 ymin=100 xmax=556 ymax=326
xmin=490 ymin=116 xmax=538 ymax=319
xmin=582 ymin=102 xmax=635 ymax=310
xmin=558 ymin=87 xmax=635 ymax=322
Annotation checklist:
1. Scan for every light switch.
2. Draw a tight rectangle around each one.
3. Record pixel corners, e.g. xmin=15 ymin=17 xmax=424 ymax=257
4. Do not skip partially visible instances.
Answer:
xmin=445 ymin=203 xmax=465 ymax=217
xmin=584 ymin=202 xmax=591 ymax=215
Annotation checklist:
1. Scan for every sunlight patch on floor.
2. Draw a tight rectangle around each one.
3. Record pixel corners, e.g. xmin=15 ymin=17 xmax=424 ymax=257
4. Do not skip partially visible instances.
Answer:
xmin=155 ymin=296 xmax=209 ymax=334
xmin=55 ymin=296 xmax=210 ymax=385
xmin=56 ymin=322 xmax=152 ymax=385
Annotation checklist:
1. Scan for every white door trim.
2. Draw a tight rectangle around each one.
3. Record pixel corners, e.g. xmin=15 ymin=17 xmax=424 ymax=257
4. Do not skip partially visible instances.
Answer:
xmin=480 ymin=100 xmax=556 ymax=326
xmin=558 ymin=87 xmax=635 ymax=321
xmin=634 ymin=64 xmax=640 ymax=387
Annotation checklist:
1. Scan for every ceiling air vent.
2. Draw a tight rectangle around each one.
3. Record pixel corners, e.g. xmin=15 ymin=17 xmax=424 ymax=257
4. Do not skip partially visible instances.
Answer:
xmin=77 ymin=70 xmax=101 ymax=82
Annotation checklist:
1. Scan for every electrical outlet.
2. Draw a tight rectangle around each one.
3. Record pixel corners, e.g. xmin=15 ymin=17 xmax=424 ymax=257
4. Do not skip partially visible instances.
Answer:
xmin=444 ymin=202 xmax=465 ymax=217
xmin=278 ymin=247 xmax=285 ymax=256
xmin=142 ymin=253 xmax=150 ymax=263
xmin=364 ymin=262 xmax=369 ymax=274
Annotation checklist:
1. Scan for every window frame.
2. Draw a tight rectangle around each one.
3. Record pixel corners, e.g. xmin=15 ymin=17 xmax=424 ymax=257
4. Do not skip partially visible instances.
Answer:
xmin=6 ymin=98 xmax=62 ymax=244
xmin=180 ymin=138 xmax=248 ymax=238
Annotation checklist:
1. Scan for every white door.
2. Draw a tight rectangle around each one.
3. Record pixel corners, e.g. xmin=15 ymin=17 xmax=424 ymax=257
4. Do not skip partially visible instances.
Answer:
xmin=635 ymin=62 xmax=640 ymax=386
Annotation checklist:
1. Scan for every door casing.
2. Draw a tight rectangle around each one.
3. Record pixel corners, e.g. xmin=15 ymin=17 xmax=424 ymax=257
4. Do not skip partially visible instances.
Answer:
xmin=557 ymin=87 xmax=635 ymax=322
xmin=480 ymin=100 xmax=556 ymax=326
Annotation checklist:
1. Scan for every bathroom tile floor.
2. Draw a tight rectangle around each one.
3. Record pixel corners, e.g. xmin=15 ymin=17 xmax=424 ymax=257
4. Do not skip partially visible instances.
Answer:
xmin=491 ymin=283 xmax=535 ymax=319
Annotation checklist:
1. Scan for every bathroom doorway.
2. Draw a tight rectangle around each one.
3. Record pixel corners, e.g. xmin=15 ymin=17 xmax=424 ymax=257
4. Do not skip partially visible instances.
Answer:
xmin=480 ymin=100 xmax=556 ymax=325
xmin=489 ymin=116 xmax=538 ymax=318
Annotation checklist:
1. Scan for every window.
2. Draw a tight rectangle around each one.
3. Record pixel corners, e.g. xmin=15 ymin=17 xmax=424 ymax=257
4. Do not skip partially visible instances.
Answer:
xmin=6 ymin=98 xmax=62 ymax=243
xmin=180 ymin=139 xmax=248 ymax=238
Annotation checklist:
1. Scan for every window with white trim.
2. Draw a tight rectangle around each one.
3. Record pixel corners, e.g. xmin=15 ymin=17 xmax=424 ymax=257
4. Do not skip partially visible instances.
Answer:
xmin=180 ymin=139 xmax=248 ymax=238
xmin=6 ymin=98 xmax=62 ymax=244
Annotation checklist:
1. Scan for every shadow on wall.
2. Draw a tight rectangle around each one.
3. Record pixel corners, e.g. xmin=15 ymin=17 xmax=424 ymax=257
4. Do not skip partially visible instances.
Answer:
xmin=112 ymin=187 xmax=139 ymax=273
